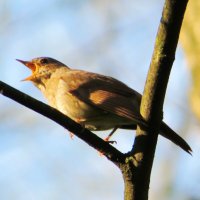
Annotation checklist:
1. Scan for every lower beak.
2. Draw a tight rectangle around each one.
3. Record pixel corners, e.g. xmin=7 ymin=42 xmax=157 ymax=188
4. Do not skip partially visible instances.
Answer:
xmin=16 ymin=59 xmax=36 ymax=81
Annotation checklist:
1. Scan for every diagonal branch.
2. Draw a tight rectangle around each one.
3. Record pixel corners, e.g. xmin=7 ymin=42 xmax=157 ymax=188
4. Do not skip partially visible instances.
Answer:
xmin=0 ymin=81 xmax=125 ymax=164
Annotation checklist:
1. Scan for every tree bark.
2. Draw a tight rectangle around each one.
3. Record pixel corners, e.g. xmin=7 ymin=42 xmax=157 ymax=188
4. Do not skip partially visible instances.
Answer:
xmin=121 ymin=0 xmax=189 ymax=199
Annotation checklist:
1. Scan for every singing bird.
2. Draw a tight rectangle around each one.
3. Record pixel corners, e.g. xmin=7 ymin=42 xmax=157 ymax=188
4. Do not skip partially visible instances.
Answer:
xmin=17 ymin=57 xmax=192 ymax=154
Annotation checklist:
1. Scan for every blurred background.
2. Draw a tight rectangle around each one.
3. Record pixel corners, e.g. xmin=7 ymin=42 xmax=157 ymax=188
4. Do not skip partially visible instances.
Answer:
xmin=0 ymin=0 xmax=199 ymax=199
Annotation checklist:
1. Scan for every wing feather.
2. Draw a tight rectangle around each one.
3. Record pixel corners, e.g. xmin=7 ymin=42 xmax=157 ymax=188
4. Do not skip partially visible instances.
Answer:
xmin=89 ymin=90 xmax=143 ymax=124
xmin=60 ymin=70 xmax=146 ymax=125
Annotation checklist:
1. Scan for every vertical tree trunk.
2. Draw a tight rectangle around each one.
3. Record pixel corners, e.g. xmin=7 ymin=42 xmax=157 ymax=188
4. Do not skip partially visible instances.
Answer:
xmin=120 ymin=0 xmax=189 ymax=199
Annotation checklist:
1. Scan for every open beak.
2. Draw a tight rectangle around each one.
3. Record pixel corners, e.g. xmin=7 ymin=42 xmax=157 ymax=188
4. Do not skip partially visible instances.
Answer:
xmin=16 ymin=59 xmax=36 ymax=81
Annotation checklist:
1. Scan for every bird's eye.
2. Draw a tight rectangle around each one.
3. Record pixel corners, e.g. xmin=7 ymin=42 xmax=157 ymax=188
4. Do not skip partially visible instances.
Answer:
xmin=40 ymin=58 xmax=48 ymax=65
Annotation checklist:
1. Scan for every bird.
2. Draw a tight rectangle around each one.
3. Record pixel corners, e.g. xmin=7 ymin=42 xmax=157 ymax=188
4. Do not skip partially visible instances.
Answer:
xmin=16 ymin=57 xmax=192 ymax=154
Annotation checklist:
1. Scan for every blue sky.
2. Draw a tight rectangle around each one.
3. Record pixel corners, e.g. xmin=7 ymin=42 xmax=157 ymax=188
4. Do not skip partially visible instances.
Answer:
xmin=0 ymin=1 xmax=198 ymax=200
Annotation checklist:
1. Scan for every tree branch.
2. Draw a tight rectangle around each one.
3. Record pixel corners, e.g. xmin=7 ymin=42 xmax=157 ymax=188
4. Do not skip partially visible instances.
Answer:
xmin=122 ymin=0 xmax=189 ymax=199
xmin=0 ymin=81 xmax=125 ymax=164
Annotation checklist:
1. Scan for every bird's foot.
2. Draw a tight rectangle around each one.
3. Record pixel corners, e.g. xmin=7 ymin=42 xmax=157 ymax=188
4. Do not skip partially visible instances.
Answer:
xmin=104 ymin=136 xmax=117 ymax=144
xmin=69 ymin=132 xmax=74 ymax=139
xmin=103 ymin=126 xmax=118 ymax=144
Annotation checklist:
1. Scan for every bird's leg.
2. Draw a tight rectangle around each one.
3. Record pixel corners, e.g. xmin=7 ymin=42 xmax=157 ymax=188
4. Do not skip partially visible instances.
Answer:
xmin=69 ymin=132 xmax=74 ymax=139
xmin=64 ymin=130 xmax=74 ymax=140
xmin=104 ymin=126 xmax=118 ymax=144
xmin=98 ymin=127 xmax=119 ymax=156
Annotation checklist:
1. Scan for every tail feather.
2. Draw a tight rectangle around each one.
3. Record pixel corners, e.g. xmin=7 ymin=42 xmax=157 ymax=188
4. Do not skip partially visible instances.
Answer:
xmin=120 ymin=123 xmax=192 ymax=155
xmin=160 ymin=122 xmax=192 ymax=155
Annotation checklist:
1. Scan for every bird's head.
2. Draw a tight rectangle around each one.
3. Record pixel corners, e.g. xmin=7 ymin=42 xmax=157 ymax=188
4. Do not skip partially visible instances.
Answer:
xmin=17 ymin=57 xmax=69 ymax=82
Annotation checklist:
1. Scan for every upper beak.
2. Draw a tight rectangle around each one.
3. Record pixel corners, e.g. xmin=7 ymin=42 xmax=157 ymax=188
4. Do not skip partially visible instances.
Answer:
xmin=16 ymin=59 xmax=36 ymax=71
xmin=16 ymin=59 xmax=36 ymax=81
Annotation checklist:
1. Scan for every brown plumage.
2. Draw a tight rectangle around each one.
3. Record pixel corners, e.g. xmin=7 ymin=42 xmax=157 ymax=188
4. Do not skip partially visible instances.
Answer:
xmin=17 ymin=57 xmax=192 ymax=154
